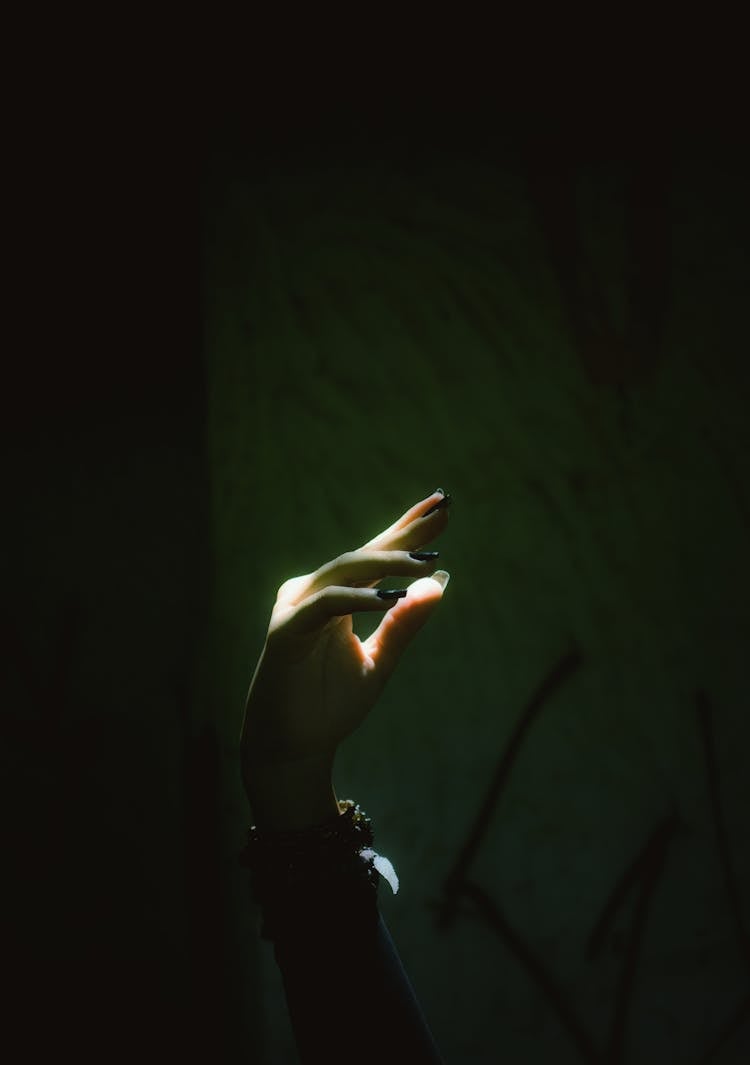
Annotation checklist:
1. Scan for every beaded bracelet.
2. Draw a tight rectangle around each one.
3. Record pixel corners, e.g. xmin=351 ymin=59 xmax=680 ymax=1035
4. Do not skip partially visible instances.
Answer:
xmin=240 ymin=799 xmax=399 ymax=939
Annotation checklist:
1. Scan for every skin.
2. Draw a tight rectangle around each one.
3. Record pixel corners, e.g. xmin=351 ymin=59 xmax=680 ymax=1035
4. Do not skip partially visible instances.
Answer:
xmin=240 ymin=489 xmax=451 ymax=830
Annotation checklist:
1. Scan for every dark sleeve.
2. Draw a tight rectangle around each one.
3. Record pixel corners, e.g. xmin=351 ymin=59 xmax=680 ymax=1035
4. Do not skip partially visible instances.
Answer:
xmin=270 ymin=891 xmax=445 ymax=1065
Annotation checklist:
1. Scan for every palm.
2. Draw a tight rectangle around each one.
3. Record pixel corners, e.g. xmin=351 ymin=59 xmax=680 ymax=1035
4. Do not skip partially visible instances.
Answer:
xmin=248 ymin=616 xmax=377 ymax=764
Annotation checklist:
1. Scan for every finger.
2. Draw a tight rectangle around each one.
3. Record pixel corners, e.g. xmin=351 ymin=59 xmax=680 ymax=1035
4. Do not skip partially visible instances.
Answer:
xmin=362 ymin=571 xmax=450 ymax=676
xmin=380 ymin=503 xmax=450 ymax=551
xmin=293 ymin=550 xmax=441 ymax=600
xmin=363 ymin=489 xmax=449 ymax=547
xmin=274 ymin=491 xmax=451 ymax=607
xmin=279 ymin=585 xmax=409 ymax=640
xmin=364 ymin=490 xmax=452 ymax=551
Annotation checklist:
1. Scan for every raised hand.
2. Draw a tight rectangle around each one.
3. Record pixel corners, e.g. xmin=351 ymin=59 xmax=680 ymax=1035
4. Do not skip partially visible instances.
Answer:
xmin=240 ymin=489 xmax=452 ymax=828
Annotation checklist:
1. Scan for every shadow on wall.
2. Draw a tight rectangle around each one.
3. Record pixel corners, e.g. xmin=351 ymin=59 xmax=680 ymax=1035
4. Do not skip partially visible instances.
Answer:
xmin=437 ymin=647 xmax=750 ymax=1065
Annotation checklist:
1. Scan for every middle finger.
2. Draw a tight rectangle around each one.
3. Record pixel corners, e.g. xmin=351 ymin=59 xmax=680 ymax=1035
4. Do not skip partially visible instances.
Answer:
xmin=293 ymin=549 xmax=441 ymax=601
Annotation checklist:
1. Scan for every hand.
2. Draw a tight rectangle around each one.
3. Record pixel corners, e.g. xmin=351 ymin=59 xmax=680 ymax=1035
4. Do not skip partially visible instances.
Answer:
xmin=240 ymin=490 xmax=452 ymax=828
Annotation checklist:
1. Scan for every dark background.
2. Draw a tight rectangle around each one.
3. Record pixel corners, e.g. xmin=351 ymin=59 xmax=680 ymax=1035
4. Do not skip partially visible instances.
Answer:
xmin=5 ymin=35 xmax=749 ymax=1064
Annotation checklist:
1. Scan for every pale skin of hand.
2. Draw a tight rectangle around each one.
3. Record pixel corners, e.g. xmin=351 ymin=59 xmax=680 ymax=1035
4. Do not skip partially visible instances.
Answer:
xmin=241 ymin=490 xmax=451 ymax=830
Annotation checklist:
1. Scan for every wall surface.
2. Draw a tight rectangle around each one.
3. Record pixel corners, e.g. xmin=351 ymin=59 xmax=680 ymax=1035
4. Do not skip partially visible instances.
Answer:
xmin=203 ymin=107 xmax=750 ymax=1063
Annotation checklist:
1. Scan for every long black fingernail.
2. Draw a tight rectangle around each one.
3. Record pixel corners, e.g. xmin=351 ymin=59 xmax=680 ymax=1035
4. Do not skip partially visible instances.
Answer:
xmin=409 ymin=551 xmax=440 ymax=561
xmin=377 ymin=588 xmax=408 ymax=599
xmin=423 ymin=491 xmax=452 ymax=517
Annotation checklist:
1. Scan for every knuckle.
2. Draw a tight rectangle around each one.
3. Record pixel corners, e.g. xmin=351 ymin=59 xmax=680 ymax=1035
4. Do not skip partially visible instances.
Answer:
xmin=313 ymin=558 xmax=339 ymax=582
xmin=276 ymin=574 xmax=306 ymax=600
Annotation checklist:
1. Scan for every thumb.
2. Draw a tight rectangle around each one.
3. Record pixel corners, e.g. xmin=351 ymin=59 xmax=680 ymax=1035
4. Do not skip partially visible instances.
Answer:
xmin=365 ymin=571 xmax=450 ymax=679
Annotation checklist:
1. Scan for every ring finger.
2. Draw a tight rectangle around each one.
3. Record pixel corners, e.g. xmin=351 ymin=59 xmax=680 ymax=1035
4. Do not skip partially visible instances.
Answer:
xmin=290 ymin=549 xmax=441 ymax=602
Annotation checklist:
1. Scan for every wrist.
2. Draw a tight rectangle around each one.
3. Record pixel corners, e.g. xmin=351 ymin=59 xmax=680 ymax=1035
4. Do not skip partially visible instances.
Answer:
xmin=245 ymin=752 xmax=339 ymax=831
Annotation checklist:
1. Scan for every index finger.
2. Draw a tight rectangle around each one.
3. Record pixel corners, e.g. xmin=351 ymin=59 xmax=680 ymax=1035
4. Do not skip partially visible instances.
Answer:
xmin=363 ymin=489 xmax=451 ymax=550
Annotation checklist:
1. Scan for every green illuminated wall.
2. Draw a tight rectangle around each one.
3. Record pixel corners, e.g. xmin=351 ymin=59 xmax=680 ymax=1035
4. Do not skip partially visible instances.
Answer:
xmin=203 ymin=122 xmax=750 ymax=1063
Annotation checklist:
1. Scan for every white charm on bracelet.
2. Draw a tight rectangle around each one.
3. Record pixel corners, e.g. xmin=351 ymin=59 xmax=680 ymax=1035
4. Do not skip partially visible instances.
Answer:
xmin=361 ymin=848 xmax=400 ymax=895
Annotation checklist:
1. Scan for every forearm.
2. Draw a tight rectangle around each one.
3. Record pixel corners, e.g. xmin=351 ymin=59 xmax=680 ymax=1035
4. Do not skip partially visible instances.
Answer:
xmin=243 ymin=776 xmax=444 ymax=1064
xmin=274 ymin=906 xmax=444 ymax=1065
